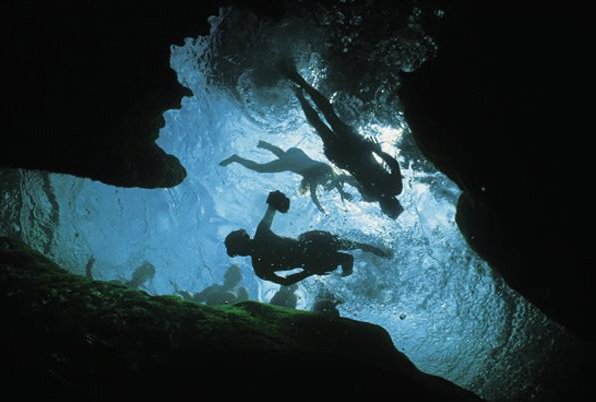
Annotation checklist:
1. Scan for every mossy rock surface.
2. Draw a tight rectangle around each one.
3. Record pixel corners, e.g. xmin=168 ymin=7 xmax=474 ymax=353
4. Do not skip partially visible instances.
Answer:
xmin=1 ymin=236 xmax=484 ymax=401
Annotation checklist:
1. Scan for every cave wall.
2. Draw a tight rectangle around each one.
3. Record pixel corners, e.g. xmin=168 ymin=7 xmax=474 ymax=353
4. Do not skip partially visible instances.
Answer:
xmin=399 ymin=1 xmax=592 ymax=339
xmin=3 ymin=1 xmax=282 ymax=188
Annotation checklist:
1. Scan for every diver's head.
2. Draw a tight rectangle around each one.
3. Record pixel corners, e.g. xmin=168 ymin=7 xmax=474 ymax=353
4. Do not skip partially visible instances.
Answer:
xmin=223 ymin=263 xmax=243 ymax=288
xmin=301 ymin=165 xmax=334 ymax=192
xmin=225 ymin=229 xmax=252 ymax=257
xmin=379 ymin=196 xmax=404 ymax=219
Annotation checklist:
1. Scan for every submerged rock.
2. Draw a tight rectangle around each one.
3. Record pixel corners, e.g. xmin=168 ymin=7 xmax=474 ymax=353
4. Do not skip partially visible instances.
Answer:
xmin=0 ymin=236 xmax=484 ymax=401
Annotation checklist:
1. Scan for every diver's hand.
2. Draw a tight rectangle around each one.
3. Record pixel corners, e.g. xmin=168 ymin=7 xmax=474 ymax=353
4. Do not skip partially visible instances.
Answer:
xmin=257 ymin=140 xmax=268 ymax=149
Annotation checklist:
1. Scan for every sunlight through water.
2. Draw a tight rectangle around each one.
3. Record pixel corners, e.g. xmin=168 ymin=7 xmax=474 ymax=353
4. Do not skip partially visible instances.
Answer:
xmin=0 ymin=6 xmax=565 ymax=402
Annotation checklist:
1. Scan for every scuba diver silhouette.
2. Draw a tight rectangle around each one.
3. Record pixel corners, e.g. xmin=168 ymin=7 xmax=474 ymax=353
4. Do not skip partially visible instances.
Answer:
xmin=220 ymin=140 xmax=354 ymax=213
xmin=85 ymin=256 xmax=156 ymax=291
xmin=125 ymin=261 xmax=157 ymax=289
xmin=173 ymin=264 xmax=249 ymax=306
xmin=224 ymin=190 xmax=392 ymax=286
xmin=279 ymin=60 xmax=404 ymax=219
xmin=312 ymin=289 xmax=344 ymax=317
xmin=270 ymin=284 xmax=299 ymax=308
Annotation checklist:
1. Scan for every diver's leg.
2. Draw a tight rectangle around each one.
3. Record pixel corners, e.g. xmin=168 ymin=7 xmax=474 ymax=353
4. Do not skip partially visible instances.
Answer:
xmin=219 ymin=154 xmax=239 ymax=167
xmin=279 ymin=60 xmax=350 ymax=134
xmin=222 ymin=156 xmax=292 ymax=173
xmin=296 ymin=89 xmax=336 ymax=144
xmin=337 ymin=238 xmax=393 ymax=258
xmin=257 ymin=141 xmax=286 ymax=158
xmin=290 ymin=74 xmax=350 ymax=135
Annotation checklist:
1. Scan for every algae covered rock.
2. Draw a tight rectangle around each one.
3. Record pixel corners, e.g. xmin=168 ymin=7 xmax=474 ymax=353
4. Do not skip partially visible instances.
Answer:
xmin=1 ymin=236 xmax=484 ymax=401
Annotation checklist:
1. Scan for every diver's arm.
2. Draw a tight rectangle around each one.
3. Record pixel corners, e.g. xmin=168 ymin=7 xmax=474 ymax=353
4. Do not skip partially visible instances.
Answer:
xmin=255 ymin=206 xmax=277 ymax=237
xmin=257 ymin=190 xmax=290 ymax=236
xmin=309 ymin=182 xmax=325 ymax=213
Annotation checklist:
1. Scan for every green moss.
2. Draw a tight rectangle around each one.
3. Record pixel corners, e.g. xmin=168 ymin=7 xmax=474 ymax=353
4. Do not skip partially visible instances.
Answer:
xmin=0 ymin=236 xmax=314 ymax=349
xmin=1 ymin=236 xmax=485 ymax=401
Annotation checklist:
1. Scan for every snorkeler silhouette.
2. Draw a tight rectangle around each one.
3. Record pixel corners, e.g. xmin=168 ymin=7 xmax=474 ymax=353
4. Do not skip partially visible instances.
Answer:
xmin=85 ymin=256 xmax=156 ymax=291
xmin=270 ymin=284 xmax=299 ymax=308
xmin=173 ymin=264 xmax=249 ymax=306
xmin=224 ymin=190 xmax=392 ymax=286
xmin=279 ymin=60 xmax=404 ymax=219
xmin=220 ymin=140 xmax=354 ymax=213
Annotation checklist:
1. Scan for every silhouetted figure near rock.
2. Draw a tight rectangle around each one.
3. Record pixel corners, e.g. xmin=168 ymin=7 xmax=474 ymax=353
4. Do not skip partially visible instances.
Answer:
xmin=85 ymin=256 xmax=95 ymax=280
xmin=224 ymin=190 xmax=392 ymax=286
xmin=279 ymin=60 xmax=404 ymax=219
xmin=125 ymin=261 xmax=156 ymax=289
xmin=220 ymin=140 xmax=354 ymax=213
xmin=312 ymin=290 xmax=344 ymax=317
xmin=270 ymin=284 xmax=299 ymax=308
xmin=85 ymin=257 xmax=156 ymax=291
xmin=174 ymin=264 xmax=249 ymax=306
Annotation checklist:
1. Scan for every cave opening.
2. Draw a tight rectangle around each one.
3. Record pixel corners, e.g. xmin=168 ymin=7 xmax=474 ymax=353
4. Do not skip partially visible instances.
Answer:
xmin=0 ymin=5 xmax=575 ymax=402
